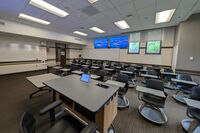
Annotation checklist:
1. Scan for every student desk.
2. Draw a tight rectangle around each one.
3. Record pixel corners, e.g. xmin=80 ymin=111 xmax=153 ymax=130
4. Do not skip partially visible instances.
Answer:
xmin=71 ymin=70 xmax=84 ymax=75
xmin=161 ymin=72 xmax=177 ymax=90
xmin=26 ymin=73 xmax=60 ymax=98
xmin=171 ymin=78 xmax=198 ymax=86
xmin=44 ymin=75 xmax=119 ymax=133
xmin=136 ymin=86 xmax=166 ymax=98
xmin=91 ymin=74 xmax=101 ymax=80
xmin=120 ymin=70 xmax=133 ymax=75
xmin=141 ymin=74 xmax=159 ymax=84
xmin=105 ymin=80 xmax=125 ymax=88
xmin=184 ymin=98 xmax=200 ymax=109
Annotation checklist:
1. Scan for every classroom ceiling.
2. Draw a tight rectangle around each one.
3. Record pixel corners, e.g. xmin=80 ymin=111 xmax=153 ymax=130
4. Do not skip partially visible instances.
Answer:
xmin=0 ymin=0 xmax=200 ymax=39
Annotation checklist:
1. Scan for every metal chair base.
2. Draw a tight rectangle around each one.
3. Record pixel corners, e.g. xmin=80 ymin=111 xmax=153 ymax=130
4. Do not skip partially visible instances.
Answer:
xmin=29 ymin=88 xmax=51 ymax=99
xmin=181 ymin=119 xmax=200 ymax=133
xmin=118 ymin=95 xmax=129 ymax=109
xmin=138 ymin=103 xmax=168 ymax=125
xmin=172 ymin=94 xmax=187 ymax=105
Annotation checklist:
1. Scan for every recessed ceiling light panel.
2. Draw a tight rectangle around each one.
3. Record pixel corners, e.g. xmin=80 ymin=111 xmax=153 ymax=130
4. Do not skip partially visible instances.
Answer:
xmin=73 ymin=31 xmax=88 ymax=36
xmin=114 ymin=20 xmax=130 ymax=29
xmin=88 ymin=0 xmax=99 ymax=4
xmin=29 ymin=0 xmax=69 ymax=17
xmin=89 ymin=27 xmax=105 ymax=33
xmin=155 ymin=9 xmax=176 ymax=24
xmin=18 ymin=13 xmax=50 ymax=25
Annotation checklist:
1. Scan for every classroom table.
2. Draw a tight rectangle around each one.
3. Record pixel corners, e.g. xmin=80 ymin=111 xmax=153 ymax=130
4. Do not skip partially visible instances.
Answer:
xmin=71 ymin=70 xmax=84 ymax=75
xmin=184 ymin=98 xmax=200 ymax=109
xmin=90 ymin=74 xmax=101 ymax=80
xmin=44 ymin=74 xmax=119 ymax=133
xmin=172 ymin=78 xmax=198 ymax=104
xmin=141 ymin=74 xmax=159 ymax=84
xmin=26 ymin=73 xmax=60 ymax=98
xmin=104 ymin=68 xmax=114 ymax=72
xmin=60 ymin=68 xmax=70 ymax=72
xmin=171 ymin=78 xmax=198 ymax=86
xmin=53 ymin=66 xmax=62 ymax=69
xmin=105 ymin=80 xmax=125 ymax=88
xmin=136 ymin=86 xmax=166 ymax=98
xmin=82 ymin=65 xmax=89 ymax=68
xmin=120 ymin=70 xmax=133 ymax=75
xmin=91 ymin=66 xmax=100 ymax=69
xmin=161 ymin=72 xmax=178 ymax=76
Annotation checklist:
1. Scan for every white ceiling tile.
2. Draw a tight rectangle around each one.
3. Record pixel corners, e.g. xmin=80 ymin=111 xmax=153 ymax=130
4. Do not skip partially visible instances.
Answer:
xmin=101 ymin=7 xmax=122 ymax=22
xmin=156 ymin=0 xmax=180 ymax=11
xmin=134 ymin=0 xmax=155 ymax=10
xmin=93 ymin=0 xmax=114 ymax=12
xmin=23 ymin=5 xmax=47 ymax=17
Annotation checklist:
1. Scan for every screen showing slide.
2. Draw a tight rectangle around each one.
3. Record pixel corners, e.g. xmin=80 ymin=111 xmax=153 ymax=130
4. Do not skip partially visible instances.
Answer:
xmin=109 ymin=36 xmax=129 ymax=48
xmin=94 ymin=38 xmax=108 ymax=48
xmin=146 ymin=40 xmax=161 ymax=54
xmin=128 ymin=41 xmax=140 ymax=54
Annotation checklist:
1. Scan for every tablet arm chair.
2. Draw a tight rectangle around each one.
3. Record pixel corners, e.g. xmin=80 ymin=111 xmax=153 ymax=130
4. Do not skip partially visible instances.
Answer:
xmin=81 ymin=67 xmax=89 ymax=74
xmin=138 ymin=79 xmax=168 ymax=125
xmin=116 ymin=74 xmax=129 ymax=109
xmin=172 ymin=74 xmax=194 ymax=104
xmin=126 ymin=67 xmax=136 ymax=88
xmin=19 ymin=101 xmax=97 ymax=133
xmin=96 ymin=70 xmax=105 ymax=82
xmin=181 ymin=87 xmax=200 ymax=133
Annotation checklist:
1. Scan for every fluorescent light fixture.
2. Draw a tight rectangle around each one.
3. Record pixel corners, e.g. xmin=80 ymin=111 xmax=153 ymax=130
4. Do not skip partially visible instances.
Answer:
xmin=114 ymin=20 xmax=130 ymax=29
xmin=18 ymin=13 xmax=50 ymax=25
xmin=73 ymin=31 xmax=88 ymax=36
xmin=89 ymin=27 xmax=105 ymax=33
xmin=155 ymin=9 xmax=176 ymax=24
xmin=29 ymin=0 xmax=69 ymax=17
xmin=88 ymin=0 xmax=99 ymax=4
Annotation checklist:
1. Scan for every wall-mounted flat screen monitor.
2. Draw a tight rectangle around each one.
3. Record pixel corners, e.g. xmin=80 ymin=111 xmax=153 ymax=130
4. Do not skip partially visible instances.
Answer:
xmin=128 ymin=41 xmax=140 ymax=54
xmin=146 ymin=40 xmax=161 ymax=54
xmin=94 ymin=38 xmax=108 ymax=48
xmin=109 ymin=36 xmax=129 ymax=48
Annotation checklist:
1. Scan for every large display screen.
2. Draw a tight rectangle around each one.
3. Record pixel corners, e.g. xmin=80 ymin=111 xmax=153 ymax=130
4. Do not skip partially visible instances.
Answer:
xmin=94 ymin=38 xmax=108 ymax=48
xmin=109 ymin=36 xmax=129 ymax=48
xmin=146 ymin=40 xmax=161 ymax=54
xmin=128 ymin=41 xmax=140 ymax=54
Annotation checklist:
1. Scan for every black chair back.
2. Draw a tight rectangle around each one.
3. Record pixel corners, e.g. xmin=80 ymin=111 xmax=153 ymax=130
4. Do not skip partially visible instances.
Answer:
xmin=146 ymin=79 xmax=164 ymax=91
xmin=164 ymin=68 xmax=173 ymax=73
xmin=81 ymin=67 xmax=89 ymax=74
xmin=189 ymin=87 xmax=200 ymax=101
xmin=19 ymin=112 xmax=36 ymax=133
xmin=97 ymin=70 xmax=105 ymax=81
xmin=147 ymin=70 xmax=157 ymax=76
xmin=116 ymin=74 xmax=129 ymax=88
xmin=177 ymin=74 xmax=192 ymax=81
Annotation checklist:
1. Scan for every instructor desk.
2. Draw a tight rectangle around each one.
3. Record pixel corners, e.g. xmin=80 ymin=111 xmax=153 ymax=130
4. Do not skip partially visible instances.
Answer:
xmin=44 ymin=74 xmax=119 ymax=133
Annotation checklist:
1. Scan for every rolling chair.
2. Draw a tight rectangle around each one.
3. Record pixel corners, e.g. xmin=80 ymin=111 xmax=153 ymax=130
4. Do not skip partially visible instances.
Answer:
xmin=96 ymin=70 xmax=105 ymax=82
xmin=81 ymin=67 xmax=89 ymax=74
xmin=142 ymin=70 xmax=158 ymax=84
xmin=126 ymin=67 xmax=136 ymax=88
xmin=138 ymin=79 xmax=168 ymax=125
xmin=116 ymin=74 xmax=129 ymax=109
xmin=172 ymin=74 xmax=194 ymax=104
xmin=19 ymin=101 xmax=97 ymax=133
xmin=181 ymin=87 xmax=200 ymax=133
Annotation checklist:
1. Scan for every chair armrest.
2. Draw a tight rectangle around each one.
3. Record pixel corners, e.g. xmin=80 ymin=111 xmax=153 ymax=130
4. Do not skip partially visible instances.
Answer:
xmin=40 ymin=101 xmax=63 ymax=115
xmin=80 ymin=122 xmax=97 ymax=133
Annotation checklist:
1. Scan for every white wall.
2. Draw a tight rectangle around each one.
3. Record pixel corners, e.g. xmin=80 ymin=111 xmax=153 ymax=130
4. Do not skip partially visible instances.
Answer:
xmin=0 ymin=19 xmax=89 ymax=45
xmin=69 ymin=49 xmax=82 ymax=59
xmin=0 ymin=33 xmax=47 ymax=75
xmin=82 ymin=27 xmax=175 ymax=66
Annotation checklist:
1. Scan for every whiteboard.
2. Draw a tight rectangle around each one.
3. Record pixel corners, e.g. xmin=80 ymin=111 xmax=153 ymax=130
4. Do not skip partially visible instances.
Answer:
xmin=82 ymin=48 xmax=120 ymax=61
xmin=0 ymin=43 xmax=46 ymax=62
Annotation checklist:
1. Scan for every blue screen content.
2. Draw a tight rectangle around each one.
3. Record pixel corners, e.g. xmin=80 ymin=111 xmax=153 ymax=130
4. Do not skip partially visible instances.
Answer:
xmin=94 ymin=38 xmax=108 ymax=48
xmin=109 ymin=36 xmax=129 ymax=48
xmin=80 ymin=74 xmax=91 ymax=83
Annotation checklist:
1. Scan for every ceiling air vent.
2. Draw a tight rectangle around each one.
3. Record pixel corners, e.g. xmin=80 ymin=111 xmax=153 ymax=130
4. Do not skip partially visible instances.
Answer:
xmin=82 ymin=5 xmax=99 ymax=16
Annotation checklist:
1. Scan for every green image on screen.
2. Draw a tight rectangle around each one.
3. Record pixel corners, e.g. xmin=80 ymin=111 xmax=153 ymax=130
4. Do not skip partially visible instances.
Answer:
xmin=129 ymin=42 xmax=140 ymax=53
xmin=146 ymin=41 xmax=161 ymax=54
